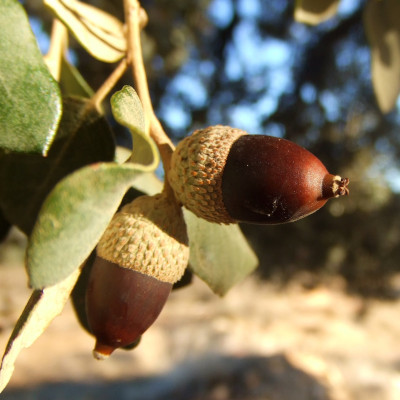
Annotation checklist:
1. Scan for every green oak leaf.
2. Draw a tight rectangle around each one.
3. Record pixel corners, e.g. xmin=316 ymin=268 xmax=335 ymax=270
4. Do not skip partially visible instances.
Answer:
xmin=0 ymin=0 xmax=62 ymax=155
xmin=44 ymin=0 xmax=126 ymax=63
xmin=111 ymin=86 xmax=160 ymax=170
xmin=26 ymin=162 xmax=147 ymax=289
xmin=0 ymin=268 xmax=81 ymax=393
xmin=184 ymin=209 xmax=259 ymax=296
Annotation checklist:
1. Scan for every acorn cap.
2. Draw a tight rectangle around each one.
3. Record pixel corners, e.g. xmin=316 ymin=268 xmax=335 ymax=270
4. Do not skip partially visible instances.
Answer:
xmin=169 ymin=125 xmax=247 ymax=224
xmin=96 ymin=193 xmax=189 ymax=284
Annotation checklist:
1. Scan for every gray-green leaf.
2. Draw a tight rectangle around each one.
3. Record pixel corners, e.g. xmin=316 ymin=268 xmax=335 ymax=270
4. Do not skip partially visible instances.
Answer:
xmin=184 ymin=210 xmax=258 ymax=296
xmin=44 ymin=0 xmax=126 ymax=63
xmin=26 ymin=162 xmax=145 ymax=289
xmin=111 ymin=86 xmax=159 ymax=170
xmin=0 ymin=268 xmax=81 ymax=393
xmin=0 ymin=0 xmax=62 ymax=155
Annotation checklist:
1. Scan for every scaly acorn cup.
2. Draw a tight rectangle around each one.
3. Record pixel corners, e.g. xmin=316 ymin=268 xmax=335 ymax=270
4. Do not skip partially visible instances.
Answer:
xmin=85 ymin=192 xmax=189 ymax=359
xmin=168 ymin=125 xmax=349 ymax=224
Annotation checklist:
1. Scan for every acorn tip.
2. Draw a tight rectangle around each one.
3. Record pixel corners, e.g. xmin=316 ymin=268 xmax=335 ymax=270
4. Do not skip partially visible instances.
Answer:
xmin=335 ymin=177 xmax=350 ymax=197
xmin=323 ymin=175 xmax=349 ymax=199
xmin=92 ymin=341 xmax=116 ymax=360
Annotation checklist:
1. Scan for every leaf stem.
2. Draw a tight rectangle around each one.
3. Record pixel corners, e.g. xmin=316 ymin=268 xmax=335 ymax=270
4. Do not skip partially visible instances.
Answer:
xmin=123 ymin=0 xmax=175 ymax=185
xmin=89 ymin=58 xmax=128 ymax=112
xmin=43 ymin=19 xmax=68 ymax=80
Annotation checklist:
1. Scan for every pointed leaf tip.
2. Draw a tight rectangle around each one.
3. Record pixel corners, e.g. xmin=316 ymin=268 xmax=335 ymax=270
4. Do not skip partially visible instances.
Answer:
xmin=0 ymin=268 xmax=81 ymax=393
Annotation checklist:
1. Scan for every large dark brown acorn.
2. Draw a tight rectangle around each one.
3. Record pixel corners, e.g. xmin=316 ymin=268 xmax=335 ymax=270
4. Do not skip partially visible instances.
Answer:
xmin=85 ymin=193 xmax=189 ymax=359
xmin=168 ymin=125 xmax=349 ymax=224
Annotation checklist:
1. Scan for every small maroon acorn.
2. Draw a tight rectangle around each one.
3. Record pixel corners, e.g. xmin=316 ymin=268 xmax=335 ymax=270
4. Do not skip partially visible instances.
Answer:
xmin=168 ymin=125 xmax=349 ymax=224
xmin=85 ymin=193 xmax=189 ymax=359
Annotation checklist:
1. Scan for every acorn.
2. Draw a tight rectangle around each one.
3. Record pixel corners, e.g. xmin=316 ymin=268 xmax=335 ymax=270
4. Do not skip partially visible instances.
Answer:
xmin=85 ymin=192 xmax=189 ymax=359
xmin=168 ymin=125 xmax=349 ymax=224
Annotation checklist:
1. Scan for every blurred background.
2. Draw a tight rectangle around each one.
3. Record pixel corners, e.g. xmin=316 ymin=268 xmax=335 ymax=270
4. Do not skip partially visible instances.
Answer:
xmin=2 ymin=0 xmax=400 ymax=399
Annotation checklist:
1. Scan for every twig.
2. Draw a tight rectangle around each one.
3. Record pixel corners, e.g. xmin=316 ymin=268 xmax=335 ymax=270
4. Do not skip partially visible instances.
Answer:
xmin=123 ymin=0 xmax=175 ymax=182
xmin=89 ymin=58 xmax=128 ymax=112
xmin=43 ymin=19 xmax=68 ymax=80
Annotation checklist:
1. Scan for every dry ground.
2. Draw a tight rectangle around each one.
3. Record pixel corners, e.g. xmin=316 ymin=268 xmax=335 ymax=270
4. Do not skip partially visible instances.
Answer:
xmin=1 ymin=229 xmax=400 ymax=399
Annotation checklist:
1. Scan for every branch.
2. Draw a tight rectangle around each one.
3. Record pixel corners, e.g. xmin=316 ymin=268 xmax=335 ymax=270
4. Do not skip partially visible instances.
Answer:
xmin=123 ymin=0 xmax=175 ymax=181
